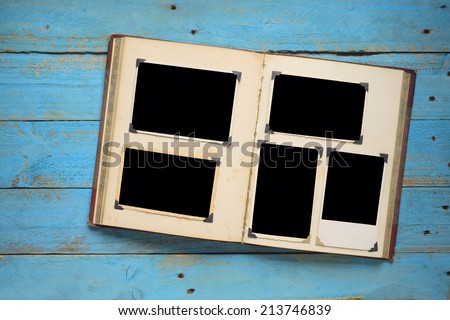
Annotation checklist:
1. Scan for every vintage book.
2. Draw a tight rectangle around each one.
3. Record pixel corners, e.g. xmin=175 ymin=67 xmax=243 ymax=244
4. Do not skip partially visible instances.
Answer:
xmin=89 ymin=35 xmax=415 ymax=259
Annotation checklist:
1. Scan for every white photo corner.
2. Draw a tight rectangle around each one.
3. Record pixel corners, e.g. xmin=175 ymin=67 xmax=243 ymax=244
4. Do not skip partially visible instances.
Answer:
xmin=89 ymin=35 xmax=415 ymax=259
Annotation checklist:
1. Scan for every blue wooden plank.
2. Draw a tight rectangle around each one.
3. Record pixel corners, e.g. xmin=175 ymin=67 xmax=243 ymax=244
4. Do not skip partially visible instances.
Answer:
xmin=0 ymin=54 xmax=104 ymax=120
xmin=397 ymin=187 xmax=450 ymax=253
xmin=0 ymin=0 xmax=448 ymax=303
xmin=0 ymin=188 xmax=447 ymax=254
xmin=0 ymin=121 xmax=98 ymax=188
xmin=0 ymin=188 xmax=290 ymax=255
xmin=0 ymin=53 xmax=449 ymax=120
xmin=0 ymin=120 xmax=448 ymax=188
xmin=0 ymin=253 xmax=448 ymax=299
xmin=404 ymin=120 xmax=450 ymax=186
xmin=1 ymin=0 xmax=449 ymax=53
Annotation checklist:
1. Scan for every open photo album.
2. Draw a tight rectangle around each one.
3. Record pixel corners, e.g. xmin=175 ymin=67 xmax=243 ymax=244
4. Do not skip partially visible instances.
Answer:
xmin=89 ymin=35 xmax=415 ymax=259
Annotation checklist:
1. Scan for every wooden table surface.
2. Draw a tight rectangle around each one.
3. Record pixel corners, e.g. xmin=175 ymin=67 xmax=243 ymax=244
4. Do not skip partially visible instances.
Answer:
xmin=0 ymin=0 xmax=449 ymax=299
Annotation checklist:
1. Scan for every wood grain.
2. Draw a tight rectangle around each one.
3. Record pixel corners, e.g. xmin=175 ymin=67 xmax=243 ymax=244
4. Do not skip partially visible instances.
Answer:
xmin=0 ymin=120 xmax=448 ymax=188
xmin=0 ymin=54 xmax=104 ymax=120
xmin=0 ymin=253 xmax=448 ymax=299
xmin=0 ymin=121 xmax=98 ymax=188
xmin=0 ymin=53 xmax=448 ymax=120
xmin=0 ymin=188 xmax=448 ymax=255
xmin=1 ymin=0 xmax=449 ymax=53
xmin=0 ymin=0 xmax=449 ymax=300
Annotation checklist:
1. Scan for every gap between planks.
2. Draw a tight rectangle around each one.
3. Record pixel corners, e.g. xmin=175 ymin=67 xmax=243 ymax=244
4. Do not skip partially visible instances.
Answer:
xmin=1 ymin=50 xmax=449 ymax=56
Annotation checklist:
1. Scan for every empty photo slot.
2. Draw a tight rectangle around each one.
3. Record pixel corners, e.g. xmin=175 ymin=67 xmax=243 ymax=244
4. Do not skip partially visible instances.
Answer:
xmin=322 ymin=151 xmax=385 ymax=225
xmin=131 ymin=62 xmax=237 ymax=142
xmin=251 ymin=143 xmax=318 ymax=238
xmin=119 ymin=148 xmax=217 ymax=218
xmin=269 ymin=74 xmax=366 ymax=141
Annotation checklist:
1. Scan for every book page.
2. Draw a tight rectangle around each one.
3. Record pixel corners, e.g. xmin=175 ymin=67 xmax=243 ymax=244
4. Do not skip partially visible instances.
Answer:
xmin=92 ymin=36 xmax=264 ymax=242
xmin=243 ymin=53 xmax=410 ymax=258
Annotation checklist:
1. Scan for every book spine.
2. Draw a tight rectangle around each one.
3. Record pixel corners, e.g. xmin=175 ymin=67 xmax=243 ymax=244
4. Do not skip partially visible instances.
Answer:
xmin=88 ymin=34 xmax=124 ymax=226
xmin=387 ymin=70 xmax=416 ymax=260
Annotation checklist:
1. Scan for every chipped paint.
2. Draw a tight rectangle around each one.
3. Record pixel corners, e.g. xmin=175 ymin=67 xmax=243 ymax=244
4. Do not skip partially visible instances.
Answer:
xmin=31 ymin=175 xmax=54 ymax=187
xmin=326 ymin=296 xmax=364 ymax=300
xmin=158 ymin=255 xmax=201 ymax=271
xmin=26 ymin=55 xmax=103 ymax=78
xmin=12 ymin=123 xmax=24 ymax=135
xmin=10 ymin=174 xmax=33 ymax=188
xmin=404 ymin=177 xmax=449 ymax=187
xmin=2 ymin=244 xmax=45 ymax=254
xmin=66 ymin=36 xmax=108 ymax=52
xmin=44 ymin=111 xmax=65 ymax=120
xmin=1 ymin=33 xmax=107 ymax=51
xmin=0 ymin=33 xmax=43 ymax=44
xmin=57 ymin=236 xmax=87 ymax=253
xmin=11 ymin=175 xmax=20 ymax=188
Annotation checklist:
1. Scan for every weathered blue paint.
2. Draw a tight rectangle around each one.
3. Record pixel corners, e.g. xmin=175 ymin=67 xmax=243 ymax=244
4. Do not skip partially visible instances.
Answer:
xmin=0 ymin=121 xmax=99 ymax=188
xmin=0 ymin=253 xmax=448 ymax=299
xmin=0 ymin=54 xmax=448 ymax=120
xmin=0 ymin=0 xmax=449 ymax=53
xmin=0 ymin=54 xmax=104 ymax=120
xmin=0 ymin=0 xmax=448 ymax=299
xmin=0 ymin=120 xmax=448 ymax=188
xmin=0 ymin=188 xmax=448 ymax=254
